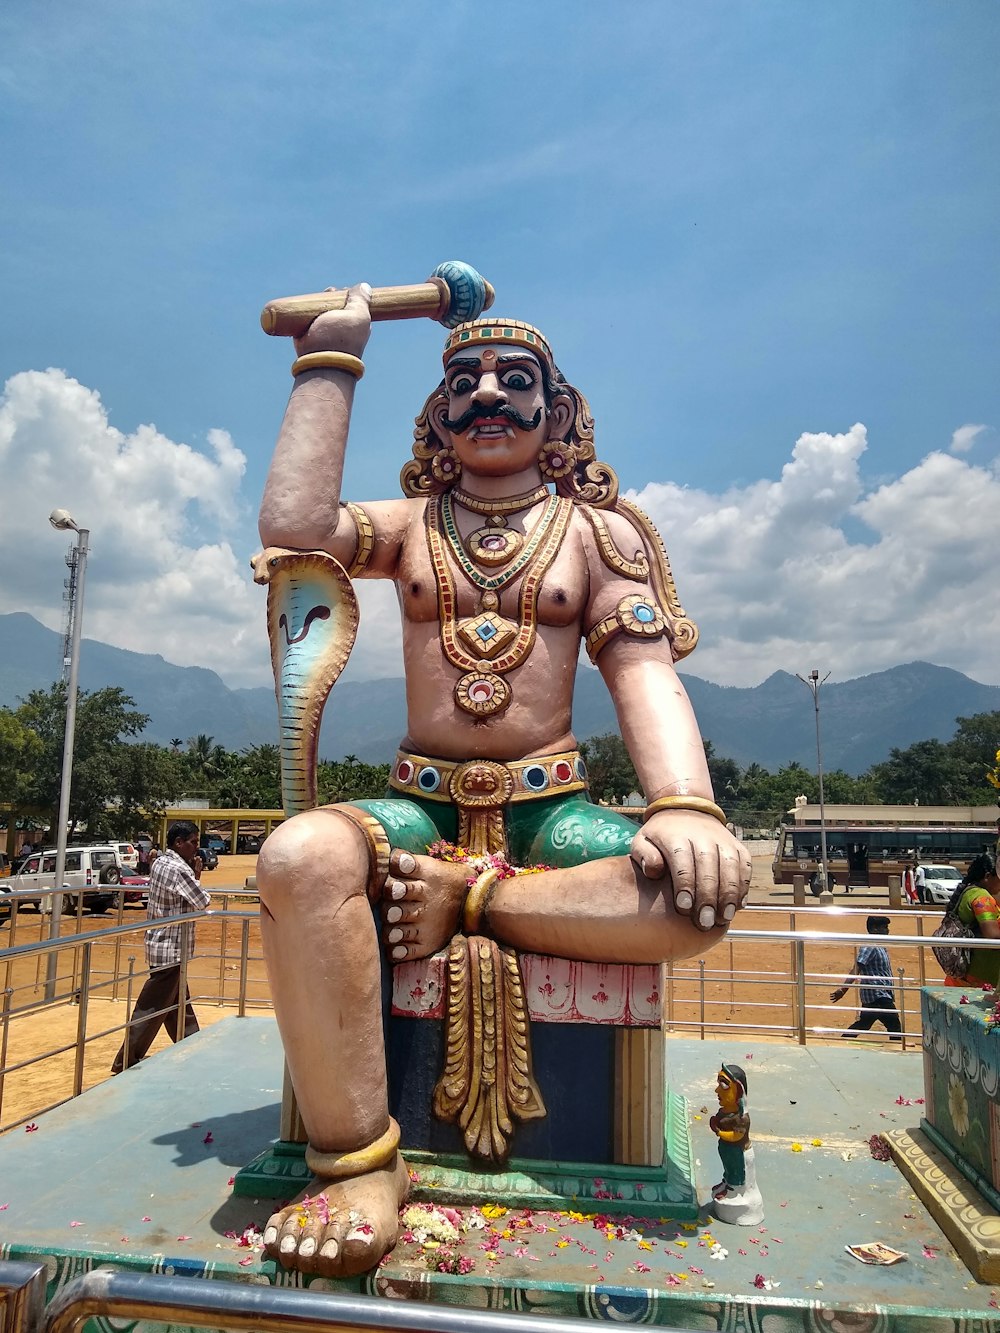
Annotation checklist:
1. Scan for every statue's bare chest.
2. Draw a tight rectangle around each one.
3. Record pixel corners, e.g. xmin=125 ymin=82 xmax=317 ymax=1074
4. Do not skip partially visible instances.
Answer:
xmin=397 ymin=522 xmax=582 ymax=629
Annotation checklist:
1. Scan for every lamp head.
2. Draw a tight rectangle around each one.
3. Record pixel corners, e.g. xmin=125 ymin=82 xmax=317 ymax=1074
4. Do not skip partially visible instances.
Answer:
xmin=49 ymin=509 xmax=79 ymax=532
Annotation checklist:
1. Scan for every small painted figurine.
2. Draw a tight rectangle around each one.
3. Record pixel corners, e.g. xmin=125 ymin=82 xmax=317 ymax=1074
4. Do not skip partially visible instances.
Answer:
xmin=710 ymin=1063 xmax=764 ymax=1226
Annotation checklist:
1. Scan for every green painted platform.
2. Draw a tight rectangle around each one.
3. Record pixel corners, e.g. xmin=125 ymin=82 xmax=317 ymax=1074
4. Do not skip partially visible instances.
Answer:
xmin=1 ymin=1016 xmax=998 ymax=1329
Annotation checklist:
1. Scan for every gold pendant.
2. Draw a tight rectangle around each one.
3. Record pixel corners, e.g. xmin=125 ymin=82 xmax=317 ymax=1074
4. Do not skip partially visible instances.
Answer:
xmin=456 ymin=590 xmax=518 ymax=660
xmin=454 ymin=671 xmax=512 ymax=716
xmin=463 ymin=515 xmax=524 ymax=568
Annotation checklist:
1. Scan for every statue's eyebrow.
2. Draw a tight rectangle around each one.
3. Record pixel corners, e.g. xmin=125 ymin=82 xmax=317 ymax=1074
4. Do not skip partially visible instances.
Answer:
xmin=446 ymin=357 xmax=482 ymax=371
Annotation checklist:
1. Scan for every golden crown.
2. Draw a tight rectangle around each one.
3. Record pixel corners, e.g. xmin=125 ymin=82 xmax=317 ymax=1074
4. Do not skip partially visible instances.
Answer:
xmin=442 ymin=318 xmax=554 ymax=369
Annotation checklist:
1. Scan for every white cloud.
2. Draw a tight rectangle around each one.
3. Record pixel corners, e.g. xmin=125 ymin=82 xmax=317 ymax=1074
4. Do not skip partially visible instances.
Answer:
xmin=0 ymin=368 xmax=403 ymax=690
xmin=631 ymin=426 xmax=1000 ymax=687
xmin=949 ymin=423 xmax=989 ymax=454
xmin=3 ymin=371 xmax=998 ymax=695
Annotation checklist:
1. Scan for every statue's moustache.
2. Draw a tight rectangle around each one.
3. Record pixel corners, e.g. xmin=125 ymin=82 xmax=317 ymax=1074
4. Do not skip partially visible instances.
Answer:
xmin=442 ymin=404 xmax=543 ymax=434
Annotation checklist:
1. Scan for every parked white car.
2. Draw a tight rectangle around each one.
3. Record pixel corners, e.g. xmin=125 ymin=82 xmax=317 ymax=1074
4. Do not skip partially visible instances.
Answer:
xmin=7 ymin=845 xmax=124 ymax=914
xmin=114 ymin=842 xmax=140 ymax=871
xmin=918 ymin=864 xmax=964 ymax=906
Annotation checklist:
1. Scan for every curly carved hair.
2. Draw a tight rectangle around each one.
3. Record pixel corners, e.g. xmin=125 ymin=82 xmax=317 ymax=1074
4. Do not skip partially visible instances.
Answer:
xmin=399 ymin=360 xmax=619 ymax=508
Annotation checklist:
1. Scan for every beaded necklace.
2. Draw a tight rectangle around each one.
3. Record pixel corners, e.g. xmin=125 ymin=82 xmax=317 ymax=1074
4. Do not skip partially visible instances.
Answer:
xmin=426 ymin=493 xmax=573 ymax=717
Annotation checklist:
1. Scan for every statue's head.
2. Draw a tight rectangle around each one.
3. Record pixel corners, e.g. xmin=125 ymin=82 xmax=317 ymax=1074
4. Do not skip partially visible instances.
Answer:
xmin=401 ymin=318 xmax=618 ymax=506
xmin=716 ymin=1063 xmax=748 ymax=1110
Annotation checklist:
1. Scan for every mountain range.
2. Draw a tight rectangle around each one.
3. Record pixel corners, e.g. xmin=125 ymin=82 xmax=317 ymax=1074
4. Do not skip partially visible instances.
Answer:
xmin=2 ymin=611 xmax=998 ymax=774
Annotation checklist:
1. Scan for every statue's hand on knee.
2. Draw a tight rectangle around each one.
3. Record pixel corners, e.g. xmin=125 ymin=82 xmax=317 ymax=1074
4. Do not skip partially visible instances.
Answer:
xmin=380 ymin=851 xmax=470 ymax=963
xmin=630 ymin=812 xmax=751 ymax=931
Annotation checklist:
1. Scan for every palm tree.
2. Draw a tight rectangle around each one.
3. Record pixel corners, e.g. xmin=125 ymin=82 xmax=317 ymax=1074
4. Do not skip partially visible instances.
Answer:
xmin=170 ymin=737 xmax=183 ymax=753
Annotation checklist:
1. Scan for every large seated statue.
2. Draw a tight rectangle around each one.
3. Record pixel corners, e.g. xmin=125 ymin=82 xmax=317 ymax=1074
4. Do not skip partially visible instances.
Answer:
xmin=253 ymin=283 xmax=751 ymax=1277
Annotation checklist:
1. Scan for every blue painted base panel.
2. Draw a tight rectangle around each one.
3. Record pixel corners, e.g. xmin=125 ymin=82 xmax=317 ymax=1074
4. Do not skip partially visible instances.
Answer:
xmin=1 ymin=1015 xmax=999 ymax=1327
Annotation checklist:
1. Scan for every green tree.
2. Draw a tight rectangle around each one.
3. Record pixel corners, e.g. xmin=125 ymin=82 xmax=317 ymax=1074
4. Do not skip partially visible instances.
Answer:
xmin=867 ymin=739 xmax=971 ymax=805
xmin=16 ymin=685 xmax=151 ymax=834
xmin=109 ymin=742 xmax=184 ymax=835
xmin=949 ymin=711 xmax=1000 ymax=802
xmin=0 ymin=708 xmax=42 ymax=806
xmin=579 ymin=733 xmax=639 ymax=804
xmin=316 ymin=756 xmax=391 ymax=804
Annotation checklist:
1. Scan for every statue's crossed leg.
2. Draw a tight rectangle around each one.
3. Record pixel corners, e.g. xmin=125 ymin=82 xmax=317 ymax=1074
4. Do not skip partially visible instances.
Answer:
xmin=258 ymin=804 xmax=724 ymax=1277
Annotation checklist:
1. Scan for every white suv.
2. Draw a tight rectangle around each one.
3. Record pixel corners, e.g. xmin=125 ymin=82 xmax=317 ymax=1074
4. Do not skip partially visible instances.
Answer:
xmin=114 ymin=842 xmax=140 ymax=871
xmin=8 ymin=845 xmax=124 ymax=914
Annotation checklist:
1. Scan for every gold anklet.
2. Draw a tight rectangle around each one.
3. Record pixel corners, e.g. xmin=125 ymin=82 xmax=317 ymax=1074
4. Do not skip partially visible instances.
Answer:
xmin=291 ymin=351 xmax=365 ymax=379
xmin=464 ymin=866 xmax=501 ymax=935
xmin=305 ymin=1116 xmax=400 ymax=1179
xmin=643 ymin=795 xmax=728 ymax=826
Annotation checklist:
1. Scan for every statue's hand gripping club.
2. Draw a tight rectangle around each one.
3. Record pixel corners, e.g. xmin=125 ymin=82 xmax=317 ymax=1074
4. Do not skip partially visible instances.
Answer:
xmin=261 ymin=259 xmax=494 ymax=337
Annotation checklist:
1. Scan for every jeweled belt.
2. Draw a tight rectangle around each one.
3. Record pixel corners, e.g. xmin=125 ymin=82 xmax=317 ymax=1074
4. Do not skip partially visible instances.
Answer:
xmin=388 ymin=748 xmax=587 ymax=856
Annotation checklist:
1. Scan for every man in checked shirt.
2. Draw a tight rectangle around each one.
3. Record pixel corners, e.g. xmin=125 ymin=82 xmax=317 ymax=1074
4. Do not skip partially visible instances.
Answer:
xmin=112 ymin=821 xmax=210 ymax=1073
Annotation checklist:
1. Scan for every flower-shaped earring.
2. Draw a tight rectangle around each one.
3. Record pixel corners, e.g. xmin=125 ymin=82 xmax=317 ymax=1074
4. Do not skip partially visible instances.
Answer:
xmin=431 ymin=445 xmax=462 ymax=486
xmin=537 ymin=440 xmax=577 ymax=480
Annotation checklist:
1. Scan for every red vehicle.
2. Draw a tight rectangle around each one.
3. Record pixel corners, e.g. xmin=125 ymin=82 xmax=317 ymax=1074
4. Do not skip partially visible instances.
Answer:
xmin=120 ymin=873 xmax=150 ymax=907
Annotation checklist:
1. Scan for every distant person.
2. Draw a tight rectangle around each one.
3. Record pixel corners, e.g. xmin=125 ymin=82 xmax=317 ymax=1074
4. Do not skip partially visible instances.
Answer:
xmin=830 ymin=915 xmax=902 ymax=1041
xmin=914 ymin=863 xmax=927 ymax=905
xmin=941 ymin=852 xmax=1000 ymax=991
xmin=111 ymin=821 xmax=209 ymax=1073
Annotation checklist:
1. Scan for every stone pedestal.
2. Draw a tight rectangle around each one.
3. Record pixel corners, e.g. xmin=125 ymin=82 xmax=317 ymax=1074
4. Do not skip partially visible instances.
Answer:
xmin=887 ymin=987 xmax=1000 ymax=1281
xmin=237 ymin=953 xmax=699 ymax=1218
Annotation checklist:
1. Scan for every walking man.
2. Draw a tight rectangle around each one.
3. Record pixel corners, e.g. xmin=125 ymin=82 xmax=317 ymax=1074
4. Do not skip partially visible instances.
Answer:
xmin=830 ymin=914 xmax=902 ymax=1041
xmin=112 ymin=821 xmax=209 ymax=1072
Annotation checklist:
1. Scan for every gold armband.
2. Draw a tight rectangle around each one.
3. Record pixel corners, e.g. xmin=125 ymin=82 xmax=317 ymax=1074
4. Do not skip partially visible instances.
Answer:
xmin=291 ymin=351 xmax=365 ymax=379
xmin=585 ymin=593 xmax=669 ymax=662
xmin=343 ymin=502 xmax=375 ymax=577
xmin=305 ymin=1117 xmax=400 ymax=1179
xmin=464 ymin=866 xmax=501 ymax=935
xmin=643 ymin=795 xmax=728 ymax=826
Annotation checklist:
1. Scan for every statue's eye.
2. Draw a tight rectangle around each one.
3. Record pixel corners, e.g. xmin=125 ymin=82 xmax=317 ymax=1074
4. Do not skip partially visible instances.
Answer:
xmin=501 ymin=370 xmax=533 ymax=391
xmin=449 ymin=374 xmax=476 ymax=395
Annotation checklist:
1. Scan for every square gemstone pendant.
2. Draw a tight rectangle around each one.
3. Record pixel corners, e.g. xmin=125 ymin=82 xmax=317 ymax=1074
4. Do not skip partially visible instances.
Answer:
xmin=457 ymin=611 xmax=518 ymax=659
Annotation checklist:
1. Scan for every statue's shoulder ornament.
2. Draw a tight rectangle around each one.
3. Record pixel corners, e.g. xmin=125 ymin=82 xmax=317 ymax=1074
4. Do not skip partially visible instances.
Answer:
xmin=581 ymin=498 xmax=699 ymax=664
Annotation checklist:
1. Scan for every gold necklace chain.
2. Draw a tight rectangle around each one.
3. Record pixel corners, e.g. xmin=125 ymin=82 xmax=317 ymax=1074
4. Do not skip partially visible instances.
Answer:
xmin=451 ymin=484 xmax=551 ymax=516
xmin=426 ymin=495 xmax=574 ymax=716
xmin=439 ymin=490 xmax=561 ymax=592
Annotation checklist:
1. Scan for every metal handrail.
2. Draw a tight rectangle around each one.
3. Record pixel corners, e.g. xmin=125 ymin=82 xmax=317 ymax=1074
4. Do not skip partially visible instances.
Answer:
xmin=0 ymin=1261 xmax=46 ymax=1333
xmin=42 ymin=1268 xmax=645 ymax=1333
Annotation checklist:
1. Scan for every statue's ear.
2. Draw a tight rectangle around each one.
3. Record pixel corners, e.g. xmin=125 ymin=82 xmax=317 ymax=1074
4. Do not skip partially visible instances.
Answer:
xmin=428 ymin=391 xmax=451 ymax=441
xmin=546 ymin=390 xmax=574 ymax=441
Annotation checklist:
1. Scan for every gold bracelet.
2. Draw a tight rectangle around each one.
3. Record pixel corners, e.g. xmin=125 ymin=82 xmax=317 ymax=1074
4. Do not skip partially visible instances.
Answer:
xmin=305 ymin=1116 xmax=400 ymax=1179
xmin=464 ymin=866 xmax=501 ymax=935
xmin=291 ymin=351 xmax=365 ymax=380
xmin=643 ymin=795 xmax=728 ymax=826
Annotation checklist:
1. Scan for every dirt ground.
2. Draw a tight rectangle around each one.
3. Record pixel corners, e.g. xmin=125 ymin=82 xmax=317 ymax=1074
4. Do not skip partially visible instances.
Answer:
xmin=1 ymin=852 xmax=937 ymax=1131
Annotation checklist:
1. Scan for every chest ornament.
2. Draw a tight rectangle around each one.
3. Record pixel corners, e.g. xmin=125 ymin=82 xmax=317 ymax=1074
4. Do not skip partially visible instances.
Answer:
xmin=426 ymin=493 xmax=573 ymax=716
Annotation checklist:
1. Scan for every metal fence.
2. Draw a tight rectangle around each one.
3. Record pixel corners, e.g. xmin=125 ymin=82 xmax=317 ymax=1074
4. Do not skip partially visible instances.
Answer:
xmin=1 ymin=889 xmax=993 ymax=1134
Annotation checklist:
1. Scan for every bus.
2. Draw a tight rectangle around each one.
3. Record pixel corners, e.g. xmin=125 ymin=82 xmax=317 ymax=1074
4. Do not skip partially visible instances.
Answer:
xmin=771 ymin=823 xmax=996 ymax=890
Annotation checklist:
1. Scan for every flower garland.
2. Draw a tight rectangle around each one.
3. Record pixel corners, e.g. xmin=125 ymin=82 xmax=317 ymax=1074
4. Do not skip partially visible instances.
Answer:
xmin=427 ymin=839 xmax=553 ymax=885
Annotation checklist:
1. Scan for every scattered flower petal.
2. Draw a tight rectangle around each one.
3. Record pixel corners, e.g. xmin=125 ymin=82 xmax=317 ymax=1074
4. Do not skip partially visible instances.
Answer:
xmin=791 ymin=1142 xmax=803 ymax=1152
xmin=203 ymin=1132 xmax=214 ymax=1145
xmin=176 ymin=1234 xmax=191 ymax=1241
xmin=142 ymin=1216 xmax=152 ymax=1222
xmin=69 ymin=1221 xmax=83 ymax=1227
xmin=25 ymin=1123 xmax=38 ymax=1133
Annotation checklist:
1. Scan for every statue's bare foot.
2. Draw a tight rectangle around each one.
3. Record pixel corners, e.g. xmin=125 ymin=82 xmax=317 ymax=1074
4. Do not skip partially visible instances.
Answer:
xmin=263 ymin=1153 xmax=410 ymax=1277
xmin=381 ymin=850 xmax=471 ymax=961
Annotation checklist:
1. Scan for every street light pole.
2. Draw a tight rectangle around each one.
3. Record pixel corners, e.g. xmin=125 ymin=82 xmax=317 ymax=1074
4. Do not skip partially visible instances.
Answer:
xmin=45 ymin=509 xmax=89 ymax=999
xmin=796 ymin=668 xmax=831 ymax=894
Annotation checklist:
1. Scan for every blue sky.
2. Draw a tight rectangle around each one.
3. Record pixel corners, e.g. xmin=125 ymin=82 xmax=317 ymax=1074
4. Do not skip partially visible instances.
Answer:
xmin=1 ymin=2 xmax=998 ymax=691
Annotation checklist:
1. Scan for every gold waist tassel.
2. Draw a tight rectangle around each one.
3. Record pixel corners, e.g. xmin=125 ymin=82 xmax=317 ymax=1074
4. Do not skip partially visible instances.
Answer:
xmin=433 ymin=934 xmax=546 ymax=1162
